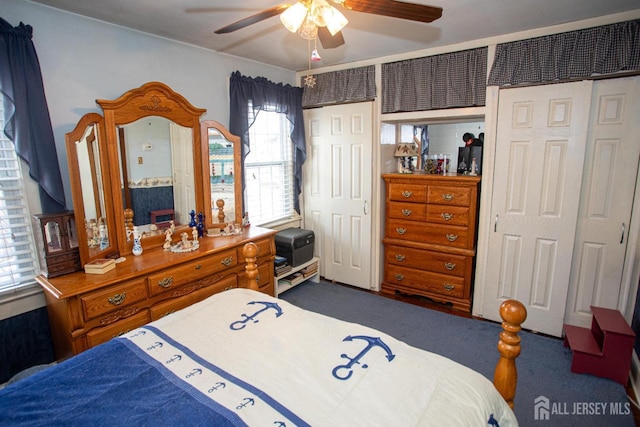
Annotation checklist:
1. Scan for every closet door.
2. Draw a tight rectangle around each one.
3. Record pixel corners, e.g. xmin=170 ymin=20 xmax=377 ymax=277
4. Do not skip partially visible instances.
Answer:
xmin=302 ymin=102 xmax=374 ymax=289
xmin=481 ymin=81 xmax=592 ymax=337
xmin=564 ymin=77 xmax=640 ymax=327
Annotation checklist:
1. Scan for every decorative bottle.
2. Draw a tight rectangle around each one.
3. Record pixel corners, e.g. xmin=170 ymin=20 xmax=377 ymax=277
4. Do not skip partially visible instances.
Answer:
xmin=132 ymin=226 xmax=143 ymax=256
xmin=197 ymin=212 xmax=205 ymax=238
xmin=99 ymin=223 xmax=108 ymax=250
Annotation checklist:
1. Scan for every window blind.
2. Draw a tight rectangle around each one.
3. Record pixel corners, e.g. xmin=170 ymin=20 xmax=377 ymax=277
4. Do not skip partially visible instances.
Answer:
xmin=244 ymin=109 xmax=295 ymax=226
xmin=0 ymin=103 xmax=39 ymax=292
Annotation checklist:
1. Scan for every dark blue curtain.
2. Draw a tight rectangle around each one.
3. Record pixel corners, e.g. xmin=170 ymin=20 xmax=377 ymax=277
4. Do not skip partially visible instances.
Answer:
xmin=0 ymin=19 xmax=65 ymax=212
xmin=229 ymin=71 xmax=305 ymax=214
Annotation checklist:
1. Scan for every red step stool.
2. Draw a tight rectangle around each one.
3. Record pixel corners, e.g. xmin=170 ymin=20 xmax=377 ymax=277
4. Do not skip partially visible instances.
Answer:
xmin=563 ymin=306 xmax=635 ymax=385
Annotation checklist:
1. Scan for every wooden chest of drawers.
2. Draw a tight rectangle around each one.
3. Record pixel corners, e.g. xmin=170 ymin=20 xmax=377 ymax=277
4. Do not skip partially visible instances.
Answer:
xmin=37 ymin=226 xmax=277 ymax=360
xmin=382 ymin=174 xmax=481 ymax=312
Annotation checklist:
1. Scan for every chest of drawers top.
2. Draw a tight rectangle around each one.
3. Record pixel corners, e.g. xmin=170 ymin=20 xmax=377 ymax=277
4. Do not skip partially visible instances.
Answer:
xmin=383 ymin=174 xmax=480 ymax=250
xmin=385 ymin=173 xmax=480 ymax=204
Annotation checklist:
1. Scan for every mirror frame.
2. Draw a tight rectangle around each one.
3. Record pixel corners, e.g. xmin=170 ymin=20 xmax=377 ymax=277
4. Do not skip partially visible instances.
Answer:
xmin=200 ymin=120 xmax=243 ymax=230
xmin=97 ymin=82 xmax=206 ymax=255
xmin=65 ymin=112 xmax=118 ymax=265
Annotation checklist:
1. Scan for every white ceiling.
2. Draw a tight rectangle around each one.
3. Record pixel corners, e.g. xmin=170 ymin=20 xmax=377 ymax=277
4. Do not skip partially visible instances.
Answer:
xmin=31 ymin=0 xmax=640 ymax=72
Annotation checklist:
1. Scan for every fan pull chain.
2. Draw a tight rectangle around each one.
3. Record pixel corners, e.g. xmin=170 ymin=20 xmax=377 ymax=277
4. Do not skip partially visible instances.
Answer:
xmin=304 ymin=36 xmax=317 ymax=87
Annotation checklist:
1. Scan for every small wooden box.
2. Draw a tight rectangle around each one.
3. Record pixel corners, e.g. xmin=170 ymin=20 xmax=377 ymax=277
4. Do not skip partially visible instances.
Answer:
xmin=33 ymin=212 xmax=82 ymax=278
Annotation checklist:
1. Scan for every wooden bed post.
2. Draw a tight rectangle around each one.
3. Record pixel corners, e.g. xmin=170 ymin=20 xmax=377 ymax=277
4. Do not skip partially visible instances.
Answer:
xmin=493 ymin=299 xmax=527 ymax=409
xmin=242 ymin=242 xmax=259 ymax=291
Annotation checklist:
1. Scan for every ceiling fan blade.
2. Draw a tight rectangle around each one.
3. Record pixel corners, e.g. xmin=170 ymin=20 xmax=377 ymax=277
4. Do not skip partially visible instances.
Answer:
xmin=340 ymin=0 xmax=442 ymax=24
xmin=317 ymin=27 xmax=345 ymax=49
xmin=214 ymin=4 xmax=292 ymax=34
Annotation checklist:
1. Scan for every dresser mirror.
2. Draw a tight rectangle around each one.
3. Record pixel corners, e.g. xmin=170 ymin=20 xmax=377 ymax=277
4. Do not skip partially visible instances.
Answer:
xmin=65 ymin=112 xmax=118 ymax=266
xmin=201 ymin=120 xmax=243 ymax=229
xmin=97 ymin=82 xmax=206 ymax=256
xmin=65 ymin=82 xmax=248 ymax=261
xmin=116 ymin=116 xmax=196 ymax=233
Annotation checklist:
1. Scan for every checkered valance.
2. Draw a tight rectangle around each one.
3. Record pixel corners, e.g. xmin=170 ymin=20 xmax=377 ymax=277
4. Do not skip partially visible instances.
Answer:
xmin=380 ymin=47 xmax=488 ymax=114
xmin=301 ymin=65 xmax=375 ymax=108
xmin=488 ymin=19 xmax=640 ymax=86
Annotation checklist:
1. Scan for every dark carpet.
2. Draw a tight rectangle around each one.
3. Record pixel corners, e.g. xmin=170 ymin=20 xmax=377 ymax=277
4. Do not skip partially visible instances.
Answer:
xmin=280 ymin=280 xmax=635 ymax=427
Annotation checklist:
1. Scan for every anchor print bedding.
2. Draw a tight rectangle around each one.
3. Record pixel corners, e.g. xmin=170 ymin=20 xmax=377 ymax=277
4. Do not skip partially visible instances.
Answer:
xmin=0 ymin=288 xmax=517 ymax=426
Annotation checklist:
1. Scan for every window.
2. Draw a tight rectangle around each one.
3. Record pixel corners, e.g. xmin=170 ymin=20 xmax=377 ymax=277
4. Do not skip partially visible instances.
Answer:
xmin=0 ymin=103 xmax=39 ymax=293
xmin=244 ymin=108 xmax=295 ymax=226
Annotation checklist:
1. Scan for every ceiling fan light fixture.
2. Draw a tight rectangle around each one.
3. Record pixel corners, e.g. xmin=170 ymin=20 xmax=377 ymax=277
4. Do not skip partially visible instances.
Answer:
xmin=320 ymin=5 xmax=348 ymax=36
xmin=280 ymin=2 xmax=308 ymax=33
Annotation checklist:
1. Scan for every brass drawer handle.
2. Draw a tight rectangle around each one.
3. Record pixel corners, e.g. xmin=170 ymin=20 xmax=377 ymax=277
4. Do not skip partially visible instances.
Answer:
xmin=446 ymin=234 xmax=458 ymax=242
xmin=158 ymin=277 xmax=174 ymax=288
xmin=395 ymin=254 xmax=406 ymax=261
xmin=107 ymin=292 xmax=126 ymax=306
xmin=394 ymin=274 xmax=404 ymax=281
xmin=443 ymin=284 xmax=455 ymax=291
xmin=441 ymin=213 xmax=453 ymax=221
xmin=395 ymin=228 xmax=407 ymax=235
xmin=195 ymin=264 xmax=202 ymax=270
xmin=401 ymin=209 xmax=413 ymax=216
xmin=221 ymin=256 xmax=233 ymax=266
xmin=402 ymin=191 xmax=413 ymax=198
xmin=442 ymin=193 xmax=454 ymax=201
xmin=444 ymin=262 xmax=456 ymax=270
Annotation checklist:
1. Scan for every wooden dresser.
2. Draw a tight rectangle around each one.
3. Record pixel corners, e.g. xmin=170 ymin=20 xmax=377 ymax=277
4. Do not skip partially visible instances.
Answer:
xmin=37 ymin=226 xmax=277 ymax=360
xmin=382 ymin=174 xmax=481 ymax=312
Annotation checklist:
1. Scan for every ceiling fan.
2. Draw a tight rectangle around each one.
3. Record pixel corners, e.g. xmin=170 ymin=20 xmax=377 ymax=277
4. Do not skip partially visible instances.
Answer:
xmin=214 ymin=0 xmax=443 ymax=50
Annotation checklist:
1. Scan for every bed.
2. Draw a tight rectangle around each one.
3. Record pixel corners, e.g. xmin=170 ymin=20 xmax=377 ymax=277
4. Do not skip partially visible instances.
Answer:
xmin=0 ymin=243 xmax=526 ymax=426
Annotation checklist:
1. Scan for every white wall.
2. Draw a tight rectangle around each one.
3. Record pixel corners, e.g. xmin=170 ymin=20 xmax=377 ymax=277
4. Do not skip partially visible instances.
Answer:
xmin=3 ymin=0 xmax=296 ymax=212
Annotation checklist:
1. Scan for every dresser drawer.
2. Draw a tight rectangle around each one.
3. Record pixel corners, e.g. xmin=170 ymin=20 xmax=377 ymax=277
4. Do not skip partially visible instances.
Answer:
xmin=385 ymin=264 xmax=465 ymax=298
xmin=387 ymin=220 xmax=471 ymax=249
xmin=426 ymin=204 xmax=470 ymax=226
xmin=147 ymin=249 xmax=237 ymax=297
xmin=150 ymin=275 xmax=237 ymax=320
xmin=387 ymin=202 xmax=426 ymax=221
xmin=388 ymin=183 xmax=427 ymax=203
xmin=239 ymin=261 xmax=274 ymax=295
xmin=237 ymin=237 xmax=273 ymax=262
xmin=427 ymin=185 xmax=472 ymax=206
xmin=81 ymin=278 xmax=148 ymax=321
xmin=85 ymin=311 xmax=150 ymax=348
xmin=385 ymin=244 xmax=469 ymax=277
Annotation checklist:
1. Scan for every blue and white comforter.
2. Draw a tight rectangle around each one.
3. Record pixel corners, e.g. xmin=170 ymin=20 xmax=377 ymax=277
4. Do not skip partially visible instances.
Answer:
xmin=0 ymin=288 xmax=517 ymax=426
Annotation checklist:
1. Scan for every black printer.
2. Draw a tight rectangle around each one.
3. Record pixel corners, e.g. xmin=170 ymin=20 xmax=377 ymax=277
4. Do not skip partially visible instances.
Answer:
xmin=275 ymin=228 xmax=315 ymax=267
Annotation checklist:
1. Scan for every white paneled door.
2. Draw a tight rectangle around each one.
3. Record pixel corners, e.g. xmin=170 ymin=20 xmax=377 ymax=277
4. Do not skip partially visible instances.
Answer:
xmin=170 ymin=122 xmax=194 ymax=226
xmin=482 ymin=81 xmax=593 ymax=337
xmin=564 ymin=77 xmax=640 ymax=327
xmin=303 ymin=102 xmax=373 ymax=289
